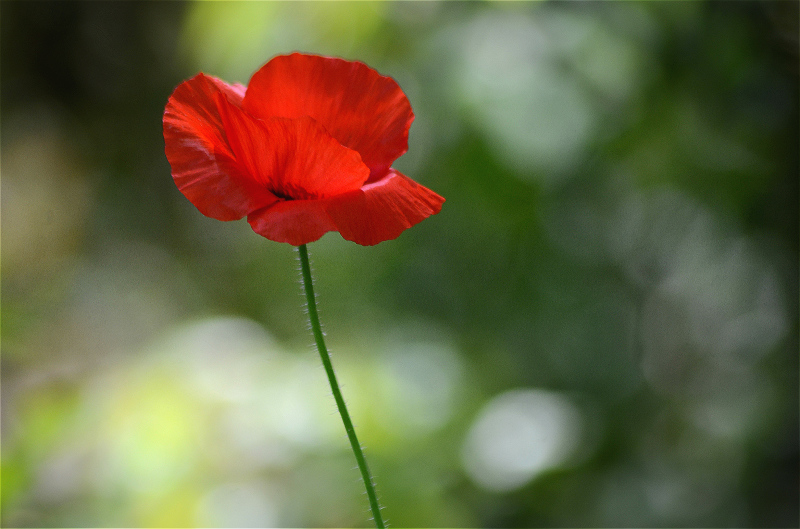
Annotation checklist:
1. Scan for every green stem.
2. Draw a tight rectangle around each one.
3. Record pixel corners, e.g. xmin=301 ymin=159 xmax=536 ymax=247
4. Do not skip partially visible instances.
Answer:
xmin=296 ymin=244 xmax=385 ymax=528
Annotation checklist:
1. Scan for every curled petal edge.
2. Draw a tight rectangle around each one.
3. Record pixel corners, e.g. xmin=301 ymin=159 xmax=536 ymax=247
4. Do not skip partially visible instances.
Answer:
xmin=246 ymin=170 xmax=444 ymax=246
xmin=328 ymin=170 xmax=445 ymax=246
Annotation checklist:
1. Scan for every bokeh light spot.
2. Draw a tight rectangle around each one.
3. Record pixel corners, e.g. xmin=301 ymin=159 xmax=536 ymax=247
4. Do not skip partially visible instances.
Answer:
xmin=461 ymin=389 xmax=583 ymax=492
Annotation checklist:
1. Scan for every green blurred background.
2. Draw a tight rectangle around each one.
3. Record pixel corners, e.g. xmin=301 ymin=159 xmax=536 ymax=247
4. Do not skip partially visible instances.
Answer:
xmin=2 ymin=1 xmax=797 ymax=527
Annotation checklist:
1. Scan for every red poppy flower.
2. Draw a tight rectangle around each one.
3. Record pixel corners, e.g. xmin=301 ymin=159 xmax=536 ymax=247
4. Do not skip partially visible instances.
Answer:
xmin=163 ymin=53 xmax=444 ymax=246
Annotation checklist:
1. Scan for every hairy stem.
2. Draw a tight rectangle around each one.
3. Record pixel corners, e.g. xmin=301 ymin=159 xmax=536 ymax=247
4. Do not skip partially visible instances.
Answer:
xmin=296 ymin=244 xmax=385 ymax=528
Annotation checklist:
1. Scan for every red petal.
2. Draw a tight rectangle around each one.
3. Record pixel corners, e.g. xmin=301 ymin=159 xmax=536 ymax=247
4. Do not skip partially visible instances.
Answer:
xmin=246 ymin=170 xmax=444 ymax=246
xmin=326 ymin=170 xmax=445 ymax=246
xmin=163 ymin=73 xmax=278 ymax=220
xmin=247 ymin=199 xmax=335 ymax=246
xmin=217 ymin=96 xmax=369 ymax=200
xmin=243 ymin=53 xmax=414 ymax=180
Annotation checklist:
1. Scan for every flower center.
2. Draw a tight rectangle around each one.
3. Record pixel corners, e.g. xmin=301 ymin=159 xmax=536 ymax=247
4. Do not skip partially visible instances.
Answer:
xmin=269 ymin=181 xmax=323 ymax=201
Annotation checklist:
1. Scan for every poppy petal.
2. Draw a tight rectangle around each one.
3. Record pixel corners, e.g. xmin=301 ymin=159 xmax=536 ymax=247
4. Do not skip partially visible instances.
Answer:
xmin=247 ymin=199 xmax=336 ymax=246
xmin=217 ymin=96 xmax=370 ymax=200
xmin=243 ymin=53 xmax=414 ymax=180
xmin=326 ymin=169 xmax=445 ymax=246
xmin=164 ymin=73 xmax=279 ymax=220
